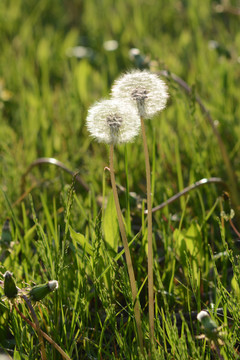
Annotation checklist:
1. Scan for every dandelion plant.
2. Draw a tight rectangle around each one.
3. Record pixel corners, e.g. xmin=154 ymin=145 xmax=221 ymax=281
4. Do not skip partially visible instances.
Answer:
xmin=2 ymin=273 xmax=61 ymax=360
xmin=112 ymin=70 xmax=168 ymax=342
xmin=86 ymin=99 xmax=144 ymax=352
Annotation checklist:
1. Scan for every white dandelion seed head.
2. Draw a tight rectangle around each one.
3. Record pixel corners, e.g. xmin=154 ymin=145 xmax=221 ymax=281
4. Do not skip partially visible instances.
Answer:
xmin=86 ymin=99 xmax=141 ymax=144
xmin=111 ymin=69 xmax=169 ymax=119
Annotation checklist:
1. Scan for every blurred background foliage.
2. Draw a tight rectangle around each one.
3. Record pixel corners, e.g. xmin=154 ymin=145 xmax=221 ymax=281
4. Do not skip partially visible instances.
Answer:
xmin=1 ymin=0 xmax=240 ymax=358
xmin=0 ymin=0 xmax=240 ymax=207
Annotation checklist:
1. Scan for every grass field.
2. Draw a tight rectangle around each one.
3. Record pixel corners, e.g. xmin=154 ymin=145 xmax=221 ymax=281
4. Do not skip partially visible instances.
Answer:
xmin=1 ymin=0 xmax=240 ymax=359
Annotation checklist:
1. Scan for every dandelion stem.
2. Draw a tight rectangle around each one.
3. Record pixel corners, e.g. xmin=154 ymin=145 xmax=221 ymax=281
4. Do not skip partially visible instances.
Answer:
xmin=140 ymin=117 xmax=154 ymax=342
xmin=109 ymin=144 xmax=144 ymax=353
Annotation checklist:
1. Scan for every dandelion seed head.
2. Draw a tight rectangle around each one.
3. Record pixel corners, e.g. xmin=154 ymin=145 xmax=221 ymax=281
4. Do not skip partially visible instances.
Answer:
xmin=86 ymin=99 xmax=140 ymax=144
xmin=111 ymin=69 xmax=169 ymax=119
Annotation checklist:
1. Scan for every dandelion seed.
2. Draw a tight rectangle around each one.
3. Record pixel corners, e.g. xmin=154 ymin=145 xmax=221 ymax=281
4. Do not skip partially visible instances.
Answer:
xmin=111 ymin=69 xmax=169 ymax=118
xmin=86 ymin=99 xmax=140 ymax=144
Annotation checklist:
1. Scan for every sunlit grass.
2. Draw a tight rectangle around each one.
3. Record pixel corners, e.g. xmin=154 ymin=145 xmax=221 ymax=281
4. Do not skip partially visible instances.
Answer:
xmin=1 ymin=0 xmax=240 ymax=358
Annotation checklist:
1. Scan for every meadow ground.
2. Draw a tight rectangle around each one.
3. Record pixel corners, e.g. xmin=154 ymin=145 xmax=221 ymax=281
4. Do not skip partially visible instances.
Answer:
xmin=0 ymin=0 xmax=240 ymax=359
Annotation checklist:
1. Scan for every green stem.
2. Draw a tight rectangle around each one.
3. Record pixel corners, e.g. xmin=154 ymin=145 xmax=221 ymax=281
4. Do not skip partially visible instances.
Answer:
xmin=109 ymin=144 xmax=144 ymax=353
xmin=141 ymin=117 xmax=154 ymax=341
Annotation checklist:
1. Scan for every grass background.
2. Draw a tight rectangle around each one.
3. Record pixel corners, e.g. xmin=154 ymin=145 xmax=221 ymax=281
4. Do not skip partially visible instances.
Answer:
xmin=0 ymin=0 xmax=240 ymax=358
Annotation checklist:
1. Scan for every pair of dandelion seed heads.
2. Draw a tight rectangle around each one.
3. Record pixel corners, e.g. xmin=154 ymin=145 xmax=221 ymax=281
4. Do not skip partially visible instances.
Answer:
xmin=86 ymin=70 xmax=169 ymax=144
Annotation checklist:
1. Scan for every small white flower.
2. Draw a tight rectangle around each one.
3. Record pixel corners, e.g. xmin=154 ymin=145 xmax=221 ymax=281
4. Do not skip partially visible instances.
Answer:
xmin=86 ymin=99 xmax=140 ymax=144
xmin=111 ymin=69 xmax=168 ymax=119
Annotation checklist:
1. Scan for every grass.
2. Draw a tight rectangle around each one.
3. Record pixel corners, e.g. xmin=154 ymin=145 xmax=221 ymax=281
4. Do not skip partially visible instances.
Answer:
xmin=1 ymin=0 xmax=240 ymax=358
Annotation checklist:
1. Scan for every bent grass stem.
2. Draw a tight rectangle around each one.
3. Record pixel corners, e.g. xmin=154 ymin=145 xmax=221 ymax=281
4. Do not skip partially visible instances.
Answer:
xmin=109 ymin=144 xmax=144 ymax=353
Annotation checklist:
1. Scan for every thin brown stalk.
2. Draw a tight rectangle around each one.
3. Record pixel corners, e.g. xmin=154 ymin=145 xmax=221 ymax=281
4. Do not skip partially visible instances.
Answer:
xmin=109 ymin=144 xmax=144 ymax=353
xmin=140 ymin=117 xmax=154 ymax=342
xmin=21 ymin=295 xmax=46 ymax=360
xmin=13 ymin=303 xmax=71 ymax=360
xmin=229 ymin=218 xmax=240 ymax=238
xmin=213 ymin=340 xmax=224 ymax=360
